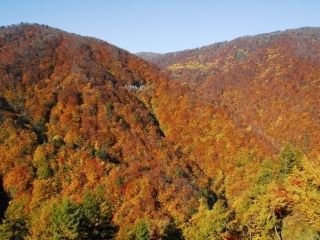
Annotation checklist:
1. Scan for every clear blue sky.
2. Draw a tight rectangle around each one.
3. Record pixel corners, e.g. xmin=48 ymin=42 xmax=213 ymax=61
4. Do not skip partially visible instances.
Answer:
xmin=1 ymin=0 xmax=320 ymax=53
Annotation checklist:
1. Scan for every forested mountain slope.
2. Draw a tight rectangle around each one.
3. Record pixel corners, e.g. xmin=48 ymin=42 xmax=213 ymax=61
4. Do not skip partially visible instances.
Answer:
xmin=141 ymin=28 xmax=320 ymax=156
xmin=0 ymin=24 xmax=319 ymax=239
xmin=0 ymin=24 xmax=208 ymax=239
xmin=139 ymin=28 xmax=320 ymax=239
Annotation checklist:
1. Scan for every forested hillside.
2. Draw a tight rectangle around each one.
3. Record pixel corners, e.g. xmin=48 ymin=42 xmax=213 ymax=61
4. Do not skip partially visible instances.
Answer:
xmin=0 ymin=24 xmax=319 ymax=239
xmin=140 ymin=28 xmax=320 ymax=156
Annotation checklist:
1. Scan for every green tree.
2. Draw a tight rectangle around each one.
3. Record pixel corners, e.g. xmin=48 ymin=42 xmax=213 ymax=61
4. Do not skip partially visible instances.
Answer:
xmin=234 ymin=183 xmax=288 ymax=240
xmin=128 ymin=219 xmax=150 ymax=240
xmin=36 ymin=161 xmax=54 ymax=179
xmin=279 ymin=144 xmax=302 ymax=179
xmin=80 ymin=190 xmax=117 ymax=239
xmin=285 ymin=157 xmax=320 ymax=235
xmin=182 ymin=199 xmax=229 ymax=240
xmin=50 ymin=198 xmax=82 ymax=240
xmin=32 ymin=145 xmax=54 ymax=179
xmin=0 ymin=196 xmax=29 ymax=240
xmin=0 ymin=218 xmax=28 ymax=240
xmin=27 ymin=193 xmax=117 ymax=240
xmin=95 ymin=149 xmax=109 ymax=161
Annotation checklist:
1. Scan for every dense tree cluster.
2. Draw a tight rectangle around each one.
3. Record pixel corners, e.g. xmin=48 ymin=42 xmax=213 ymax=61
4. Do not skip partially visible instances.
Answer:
xmin=145 ymin=27 xmax=320 ymax=157
xmin=0 ymin=24 xmax=319 ymax=239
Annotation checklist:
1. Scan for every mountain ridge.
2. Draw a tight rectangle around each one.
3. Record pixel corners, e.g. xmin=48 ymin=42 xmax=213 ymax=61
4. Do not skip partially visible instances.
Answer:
xmin=142 ymin=26 xmax=320 ymax=156
xmin=0 ymin=23 xmax=319 ymax=239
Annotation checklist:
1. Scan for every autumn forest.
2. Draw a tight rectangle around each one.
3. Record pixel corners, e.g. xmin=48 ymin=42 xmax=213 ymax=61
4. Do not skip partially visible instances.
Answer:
xmin=0 ymin=23 xmax=319 ymax=240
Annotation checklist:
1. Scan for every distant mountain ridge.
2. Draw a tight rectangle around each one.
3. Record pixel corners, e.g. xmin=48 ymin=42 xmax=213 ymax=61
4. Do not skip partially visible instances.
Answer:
xmin=135 ymin=52 xmax=162 ymax=62
xmin=142 ymin=27 xmax=320 ymax=156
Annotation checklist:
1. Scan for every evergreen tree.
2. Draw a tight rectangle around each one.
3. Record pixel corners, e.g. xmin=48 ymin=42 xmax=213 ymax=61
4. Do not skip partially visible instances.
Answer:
xmin=50 ymin=199 xmax=82 ymax=240
xmin=128 ymin=219 xmax=150 ymax=240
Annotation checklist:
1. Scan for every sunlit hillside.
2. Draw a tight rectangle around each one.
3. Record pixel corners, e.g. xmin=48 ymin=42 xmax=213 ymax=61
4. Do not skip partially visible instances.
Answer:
xmin=0 ymin=24 xmax=319 ymax=240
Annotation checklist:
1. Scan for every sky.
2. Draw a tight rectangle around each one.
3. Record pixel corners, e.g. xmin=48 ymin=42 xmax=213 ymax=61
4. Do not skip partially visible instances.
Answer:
xmin=1 ymin=0 xmax=320 ymax=53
